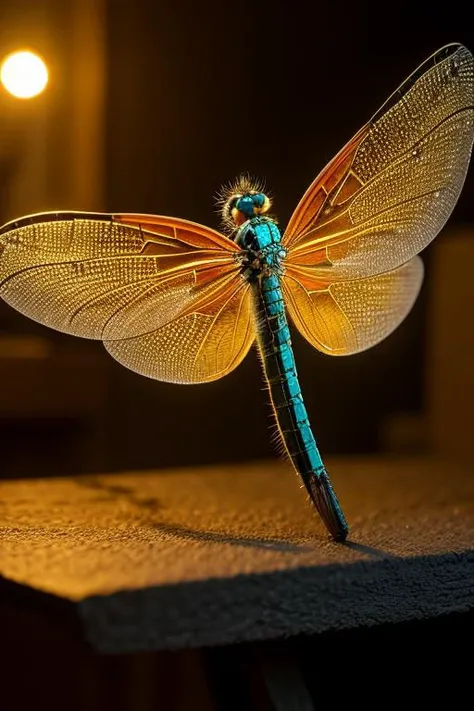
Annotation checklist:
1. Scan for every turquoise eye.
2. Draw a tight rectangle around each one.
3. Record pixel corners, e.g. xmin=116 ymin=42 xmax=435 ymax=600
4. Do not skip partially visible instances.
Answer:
xmin=235 ymin=196 xmax=255 ymax=217
xmin=252 ymin=193 xmax=265 ymax=208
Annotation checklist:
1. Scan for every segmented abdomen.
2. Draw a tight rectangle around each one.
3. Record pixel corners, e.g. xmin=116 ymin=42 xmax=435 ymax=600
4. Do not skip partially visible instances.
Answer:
xmin=252 ymin=273 xmax=348 ymax=540
xmin=252 ymin=274 xmax=325 ymax=477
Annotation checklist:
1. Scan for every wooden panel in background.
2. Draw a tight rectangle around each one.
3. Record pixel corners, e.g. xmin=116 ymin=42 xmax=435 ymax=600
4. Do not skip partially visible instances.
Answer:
xmin=426 ymin=228 xmax=474 ymax=465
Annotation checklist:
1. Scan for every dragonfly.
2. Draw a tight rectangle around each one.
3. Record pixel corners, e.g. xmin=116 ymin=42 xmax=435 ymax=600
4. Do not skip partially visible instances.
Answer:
xmin=0 ymin=44 xmax=473 ymax=541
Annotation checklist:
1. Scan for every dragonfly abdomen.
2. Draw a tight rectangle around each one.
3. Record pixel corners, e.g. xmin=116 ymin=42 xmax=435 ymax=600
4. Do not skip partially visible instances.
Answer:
xmin=252 ymin=273 xmax=348 ymax=541
xmin=255 ymin=274 xmax=316 ymax=471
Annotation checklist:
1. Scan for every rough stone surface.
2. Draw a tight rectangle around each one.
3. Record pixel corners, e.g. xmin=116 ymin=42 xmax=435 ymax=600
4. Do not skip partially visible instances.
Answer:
xmin=0 ymin=457 xmax=473 ymax=652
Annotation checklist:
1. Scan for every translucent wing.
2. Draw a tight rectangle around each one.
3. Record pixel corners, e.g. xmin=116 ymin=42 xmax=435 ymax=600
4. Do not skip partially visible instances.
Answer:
xmin=105 ymin=278 xmax=253 ymax=383
xmin=283 ymin=44 xmax=474 ymax=279
xmin=0 ymin=212 xmax=241 ymax=340
xmin=282 ymin=258 xmax=423 ymax=355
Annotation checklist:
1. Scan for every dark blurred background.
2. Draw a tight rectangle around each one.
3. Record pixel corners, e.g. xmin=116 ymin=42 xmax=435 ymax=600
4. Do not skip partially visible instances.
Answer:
xmin=0 ymin=0 xmax=473 ymax=480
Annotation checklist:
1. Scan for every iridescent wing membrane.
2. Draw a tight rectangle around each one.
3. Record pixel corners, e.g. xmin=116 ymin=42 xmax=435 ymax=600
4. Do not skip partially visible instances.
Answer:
xmin=0 ymin=213 xmax=253 ymax=382
xmin=0 ymin=44 xmax=472 ymax=379
xmin=282 ymin=43 xmax=474 ymax=354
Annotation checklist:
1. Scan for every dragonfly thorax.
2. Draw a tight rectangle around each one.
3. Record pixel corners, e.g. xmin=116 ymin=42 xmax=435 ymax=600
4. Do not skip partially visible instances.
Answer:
xmin=235 ymin=217 xmax=287 ymax=281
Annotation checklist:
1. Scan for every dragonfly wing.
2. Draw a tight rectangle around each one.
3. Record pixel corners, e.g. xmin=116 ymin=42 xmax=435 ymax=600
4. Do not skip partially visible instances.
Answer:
xmin=104 ymin=278 xmax=254 ymax=383
xmin=283 ymin=44 xmax=474 ymax=278
xmin=0 ymin=212 xmax=240 ymax=339
xmin=283 ymin=257 xmax=423 ymax=355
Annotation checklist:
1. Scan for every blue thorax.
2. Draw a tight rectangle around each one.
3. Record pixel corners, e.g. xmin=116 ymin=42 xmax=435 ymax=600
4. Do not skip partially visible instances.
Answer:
xmin=235 ymin=216 xmax=287 ymax=281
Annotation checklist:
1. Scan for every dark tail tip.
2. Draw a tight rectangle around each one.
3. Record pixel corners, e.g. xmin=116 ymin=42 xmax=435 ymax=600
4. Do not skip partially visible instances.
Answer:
xmin=307 ymin=469 xmax=349 ymax=542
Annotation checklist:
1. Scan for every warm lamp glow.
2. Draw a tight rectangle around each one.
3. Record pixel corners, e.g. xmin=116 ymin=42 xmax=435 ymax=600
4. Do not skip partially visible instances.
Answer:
xmin=0 ymin=50 xmax=49 ymax=99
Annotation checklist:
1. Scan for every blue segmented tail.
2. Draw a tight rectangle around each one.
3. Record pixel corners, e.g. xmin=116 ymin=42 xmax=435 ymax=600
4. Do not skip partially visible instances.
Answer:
xmin=252 ymin=274 xmax=348 ymax=541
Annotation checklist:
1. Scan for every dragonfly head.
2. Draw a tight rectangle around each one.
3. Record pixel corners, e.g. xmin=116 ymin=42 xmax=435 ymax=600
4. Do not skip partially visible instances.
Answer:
xmin=230 ymin=192 xmax=271 ymax=225
xmin=217 ymin=174 xmax=272 ymax=231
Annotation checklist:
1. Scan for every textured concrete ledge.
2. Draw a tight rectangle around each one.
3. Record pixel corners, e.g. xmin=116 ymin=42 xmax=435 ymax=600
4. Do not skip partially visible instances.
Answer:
xmin=0 ymin=457 xmax=473 ymax=652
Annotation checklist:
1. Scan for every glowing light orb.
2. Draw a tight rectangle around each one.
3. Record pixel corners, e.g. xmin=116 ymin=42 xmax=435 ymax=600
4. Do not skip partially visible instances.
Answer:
xmin=0 ymin=51 xmax=49 ymax=99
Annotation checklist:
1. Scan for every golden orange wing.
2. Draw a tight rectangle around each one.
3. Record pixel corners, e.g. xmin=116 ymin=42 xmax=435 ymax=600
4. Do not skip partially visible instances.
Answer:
xmin=281 ymin=44 xmax=473 ymax=356
xmin=104 ymin=275 xmax=253 ymax=383
xmin=283 ymin=257 xmax=424 ymax=355
xmin=0 ymin=212 xmax=240 ymax=340
xmin=0 ymin=212 xmax=254 ymax=382
xmin=283 ymin=44 xmax=474 ymax=279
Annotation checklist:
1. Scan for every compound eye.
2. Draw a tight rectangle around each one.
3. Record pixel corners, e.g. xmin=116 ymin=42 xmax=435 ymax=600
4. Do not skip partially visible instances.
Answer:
xmin=253 ymin=193 xmax=271 ymax=214
xmin=225 ymin=195 xmax=244 ymax=226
